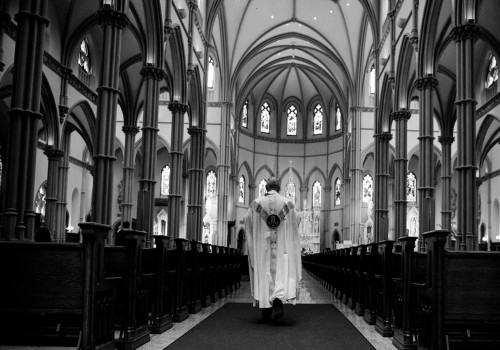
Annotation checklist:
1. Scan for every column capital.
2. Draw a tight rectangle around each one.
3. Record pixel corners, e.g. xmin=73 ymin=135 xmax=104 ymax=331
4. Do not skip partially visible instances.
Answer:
xmin=44 ymin=147 xmax=65 ymax=160
xmin=248 ymin=184 xmax=256 ymax=190
xmin=391 ymin=109 xmax=411 ymax=121
xmin=415 ymin=76 xmax=438 ymax=91
xmin=96 ymin=7 xmax=128 ymax=29
xmin=140 ymin=66 xmax=164 ymax=81
xmin=122 ymin=125 xmax=140 ymax=135
xmin=168 ymin=102 xmax=189 ymax=114
xmin=14 ymin=10 xmax=49 ymax=27
xmin=449 ymin=22 xmax=481 ymax=43
xmin=374 ymin=132 xmax=393 ymax=142
xmin=323 ymin=186 xmax=332 ymax=192
xmin=438 ymin=135 xmax=455 ymax=145
xmin=187 ymin=126 xmax=207 ymax=136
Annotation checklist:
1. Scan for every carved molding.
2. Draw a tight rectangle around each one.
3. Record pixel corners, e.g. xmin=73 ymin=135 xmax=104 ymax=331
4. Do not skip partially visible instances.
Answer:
xmin=391 ymin=110 xmax=411 ymax=121
xmin=43 ymin=147 xmax=64 ymax=160
xmin=122 ymin=125 xmax=140 ymax=135
xmin=415 ymin=76 xmax=438 ymax=91
xmin=438 ymin=136 xmax=455 ymax=145
xmin=68 ymin=74 xmax=98 ymax=103
xmin=476 ymin=91 xmax=500 ymax=119
xmin=96 ymin=8 xmax=128 ymax=29
xmin=168 ymin=102 xmax=189 ymax=114
xmin=449 ymin=22 xmax=481 ymax=43
xmin=140 ymin=66 xmax=164 ymax=81
xmin=350 ymin=106 xmax=375 ymax=112
xmin=239 ymin=129 xmax=343 ymax=144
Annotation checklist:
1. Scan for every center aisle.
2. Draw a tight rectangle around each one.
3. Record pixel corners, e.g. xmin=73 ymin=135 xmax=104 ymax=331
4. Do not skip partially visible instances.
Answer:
xmin=139 ymin=269 xmax=394 ymax=350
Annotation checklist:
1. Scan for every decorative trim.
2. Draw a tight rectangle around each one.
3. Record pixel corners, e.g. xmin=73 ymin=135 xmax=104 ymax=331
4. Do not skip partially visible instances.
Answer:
xmin=239 ymin=129 xmax=343 ymax=144
xmin=449 ymin=22 xmax=481 ymax=43
xmin=68 ymin=74 xmax=98 ymax=102
xmin=415 ymin=76 xmax=438 ymax=91
xmin=168 ymin=102 xmax=189 ymax=114
xmin=122 ymin=125 xmax=140 ymax=134
xmin=96 ymin=8 xmax=128 ymax=29
xmin=140 ymin=66 xmax=164 ymax=81
xmin=438 ymin=136 xmax=455 ymax=145
xmin=207 ymin=101 xmax=232 ymax=107
xmin=374 ymin=132 xmax=393 ymax=141
xmin=187 ymin=127 xmax=207 ymax=136
xmin=476 ymin=91 xmax=500 ymax=119
xmin=391 ymin=110 xmax=411 ymax=121
xmin=43 ymin=147 xmax=64 ymax=160
xmin=350 ymin=106 xmax=375 ymax=112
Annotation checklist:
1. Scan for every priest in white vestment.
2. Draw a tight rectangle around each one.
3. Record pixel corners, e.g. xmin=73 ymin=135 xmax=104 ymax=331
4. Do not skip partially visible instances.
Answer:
xmin=244 ymin=176 xmax=302 ymax=321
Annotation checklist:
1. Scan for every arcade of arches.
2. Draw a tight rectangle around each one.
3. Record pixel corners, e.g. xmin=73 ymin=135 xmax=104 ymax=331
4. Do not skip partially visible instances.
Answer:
xmin=1 ymin=2 xmax=500 ymax=252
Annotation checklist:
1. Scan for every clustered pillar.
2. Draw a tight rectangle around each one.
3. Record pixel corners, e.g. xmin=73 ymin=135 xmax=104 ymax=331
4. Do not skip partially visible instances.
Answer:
xmin=374 ymin=132 xmax=392 ymax=242
xmin=187 ymin=126 xmax=206 ymax=241
xmin=121 ymin=126 xmax=140 ymax=225
xmin=392 ymin=110 xmax=411 ymax=239
xmin=167 ymin=102 xmax=188 ymax=238
xmin=350 ymin=107 xmax=363 ymax=243
xmin=1 ymin=0 xmax=49 ymax=240
xmin=416 ymin=75 xmax=438 ymax=250
xmin=450 ymin=21 xmax=480 ymax=251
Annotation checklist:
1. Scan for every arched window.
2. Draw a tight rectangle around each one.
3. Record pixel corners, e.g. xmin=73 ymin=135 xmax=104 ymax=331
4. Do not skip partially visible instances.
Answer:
xmin=207 ymin=56 xmax=215 ymax=89
xmin=161 ymin=165 xmax=170 ymax=196
xmin=241 ymin=100 xmax=248 ymax=128
xmin=259 ymin=179 xmax=267 ymax=197
xmin=485 ymin=54 xmax=498 ymax=88
xmin=335 ymin=178 xmax=341 ymax=205
xmin=287 ymin=104 xmax=298 ymax=135
xmin=261 ymin=101 xmax=270 ymax=133
xmin=207 ymin=170 xmax=216 ymax=198
xmin=34 ymin=183 xmax=47 ymax=219
xmin=335 ymin=104 xmax=342 ymax=131
xmin=369 ymin=64 xmax=375 ymax=94
xmin=238 ymin=176 xmax=245 ymax=203
xmin=286 ymin=182 xmax=296 ymax=202
xmin=313 ymin=181 xmax=321 ymax=207
xmin=78 ymin=38 xmax=91 ymax=74
xmin=313 ymin=104 xmax=323 ymax=135
xmin=406 ymin=172 xmax=417 ymax=202
xmin=363 ymin=174 xmax=373 ymax=202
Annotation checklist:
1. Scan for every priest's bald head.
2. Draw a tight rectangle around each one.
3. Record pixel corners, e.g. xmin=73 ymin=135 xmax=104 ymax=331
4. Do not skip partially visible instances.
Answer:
xmin=266 ymin=176 xmax=281 ymax=192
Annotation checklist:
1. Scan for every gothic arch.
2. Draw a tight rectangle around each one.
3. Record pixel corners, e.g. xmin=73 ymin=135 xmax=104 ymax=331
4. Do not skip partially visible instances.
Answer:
xmin=188 ymin=65 xmax=204 ymax=127
xmin=40 ymin=74 xmax=59 ymax=149
xmin=327 ymin=163 xmax=343 ymax=185
xmin=254 ymin=164 xmax=274 ymax=185
xmin=305 ymin=166 xmax=327 ymax=189
xmin=64 ymin=100 xmax=97 ymax=156
xmin=164 ymin=25 xmax=187 ymax=104
xmin=394 ymin=35 xmax=416 ymax=110
xmin=278 ymin=167 xmax=304 ymax=190
xmin=238 ymin=161 xmax=254 ymax=188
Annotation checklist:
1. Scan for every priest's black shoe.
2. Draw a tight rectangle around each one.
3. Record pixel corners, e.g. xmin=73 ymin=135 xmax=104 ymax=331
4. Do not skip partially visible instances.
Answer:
xmin=272 ymin=298 xmax=284 ymax=320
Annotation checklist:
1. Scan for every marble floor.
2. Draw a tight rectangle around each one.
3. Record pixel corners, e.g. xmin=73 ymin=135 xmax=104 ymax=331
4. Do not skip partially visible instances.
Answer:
xmin=142 ymin=269 xmax=395 ymax=350
xmin=0 ymin=269 xmax=395 ymax=350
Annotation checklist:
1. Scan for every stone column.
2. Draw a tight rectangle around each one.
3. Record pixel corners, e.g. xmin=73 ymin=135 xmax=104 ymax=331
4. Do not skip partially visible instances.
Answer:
xmin=187 ymin=126 xmax=206 ymax=241
xmin=136 ymin=66 xmax=162 ymax=244
xmin=343 ymin=178 xmax=350 ymax=242
xmin=1 ymin=1 xmax=48 ymax=240
xmin=248 ymin=184 xmax=256 ymax=204
xmin=167 ymin=102 xmax=188 ymax=238
xmin=415 ymin=75 xmax=438 ymax=250
xmin=58 ymin=66 xmax=72 ymax=123
xmin=56 ymin=133 xmax=71 ymax=242
xmin=450 ymin=21 xmax=480 ymax=251
xmin=217 ymin=102 xmax=231 ymax=246
xmin=322 ymin=185 xmax=332 ymax=251
xmin=438 ymin=136 xmax=454 ymax=247
xmin=374 ymin=132 xmax=392 ymax=242
xmin=121 ymin=125 xmax=140 ymax=224
xmin=392 ymin=110 xmax=411 ymax=239
xmin=300 ymin=187 xmax=308 ymax=211
xmin=350 ymin=107 xmax=362 ymax=243
xmin=43 ymin=147 xmax=64 ymax=238
xmin=0 ymin=10 xmax=11 ymax=72
xmin=91 ymin=4 xmax=128 ymax=225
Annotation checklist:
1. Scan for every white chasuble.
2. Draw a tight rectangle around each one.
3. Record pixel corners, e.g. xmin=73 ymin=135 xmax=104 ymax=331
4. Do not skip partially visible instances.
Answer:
xmin=243 ymin=190 xmax=302 ymax=308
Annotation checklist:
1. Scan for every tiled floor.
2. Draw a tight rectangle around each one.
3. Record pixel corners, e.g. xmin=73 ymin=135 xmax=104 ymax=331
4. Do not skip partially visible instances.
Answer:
xmin=142 ymin=269 xmax=395 ymax=350
xmin=0 ymin=270 xmax=395 ymax=350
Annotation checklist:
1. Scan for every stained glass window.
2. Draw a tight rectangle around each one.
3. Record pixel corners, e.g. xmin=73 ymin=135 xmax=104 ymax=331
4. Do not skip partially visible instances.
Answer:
xmin=259 ymin=179 xmax=267 ymax=197
xmin=287 ymin=104 xmax=298 ymax=135
xmin=161 ymin=165 xmax=170 ymax=196
xmin=286 ymin=182 xmax=296 ymax=201
xmin=207 ymin=170 xmax=216 ymax=198
xmin=486 ymin=54 xmax=498 ymax=88
xmin=369 ymin=64 xmax=375 ymax=94
xmin=363 ymin=174 xmax=373 ymax=202
xmin=208 ymin=56 xmax=215 ymax=89
xmin=335 ymin=178 xmax=341 ymax=205
xmin=261 ymin=102 xmax=270 ymax=133
xmin=335 ymin=104 xmax=342 ymax=131
xmin=241 ymin=100 xmax=248 ymax=128
xmin=238 ymin=176 xmax=245 ymax=203
xmin=313 ymin=104 xmax=323 ymax=135
xmin=78 ymin=38 xmax=91 ymax=74
xmin=34 ymin=183 xmax=47 ymax=218
xmin=406 ymin=172 xmax=416 ymax=202
xmin=313 ymin=181 xmax=321 ymax=207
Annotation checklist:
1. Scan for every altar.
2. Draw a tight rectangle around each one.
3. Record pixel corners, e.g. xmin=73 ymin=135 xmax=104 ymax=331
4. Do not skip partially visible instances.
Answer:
xmin=298 ymin=209 xmax=320 ymax=254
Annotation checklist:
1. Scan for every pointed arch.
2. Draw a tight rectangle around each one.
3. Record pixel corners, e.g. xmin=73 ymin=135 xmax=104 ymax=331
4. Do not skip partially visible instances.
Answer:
xmin=64 ymin=100 xmax=97 ymax=157
xmin=165 ymin=25 xmax=187 ymax=103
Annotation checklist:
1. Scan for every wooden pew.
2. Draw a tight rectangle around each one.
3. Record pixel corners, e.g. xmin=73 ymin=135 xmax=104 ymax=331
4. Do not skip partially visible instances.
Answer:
xmin=375 ymin=240 xmax=395 ymax=336
xmin=417 ymin=230 xmax=500 ymax=350
xmin=142 ymin=235 xmax=174 ymax=334
xmin=188 ymin=240 xmax=202 ymax=314
xmin=172 ymin=238 xmax=190 ymax=322
xmin=104 ymin=229 xmax=152 ymax=349
xmin=347 ymin=246 xmax=359 ymax=309
xmin=200 ymin=243 xmax=212 ymax=307
xmin=363 ymin=242 xmax=379 ymax=325
xmin=355 ymin=244 xmax=368 ymax=316
xmin=0 ymin=222 xmax=118 ymax=350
